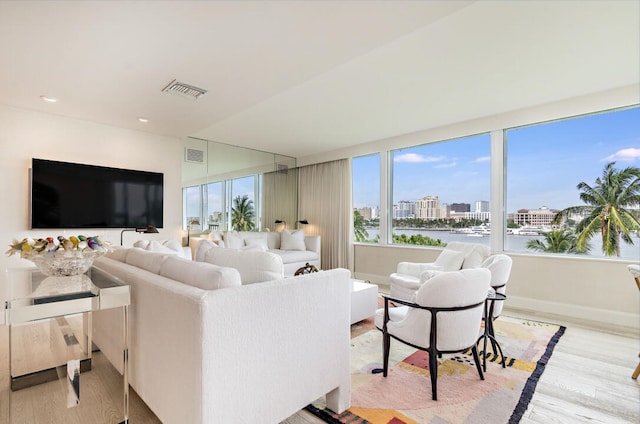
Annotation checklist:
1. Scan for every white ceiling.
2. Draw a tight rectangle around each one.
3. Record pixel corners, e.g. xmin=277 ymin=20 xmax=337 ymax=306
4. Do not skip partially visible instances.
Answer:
xmin=0 ymin=1 xmax=638 ymax=158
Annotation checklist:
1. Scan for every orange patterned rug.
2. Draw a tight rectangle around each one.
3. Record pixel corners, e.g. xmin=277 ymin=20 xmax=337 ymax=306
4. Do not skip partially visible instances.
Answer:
xmin=306 ymin=315 xmax=565 ymax=424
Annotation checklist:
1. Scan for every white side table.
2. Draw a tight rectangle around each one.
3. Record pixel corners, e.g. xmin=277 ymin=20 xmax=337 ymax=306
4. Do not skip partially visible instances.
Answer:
xmin=351 ymin=279 xmax=378 ymax=324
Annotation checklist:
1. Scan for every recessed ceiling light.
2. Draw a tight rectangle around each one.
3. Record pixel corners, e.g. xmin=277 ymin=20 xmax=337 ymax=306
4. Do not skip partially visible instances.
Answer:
xmin=40 ymin=95 xmax=58 ymax=103
xmin=137 ymin=117 xmax=149 ymax=123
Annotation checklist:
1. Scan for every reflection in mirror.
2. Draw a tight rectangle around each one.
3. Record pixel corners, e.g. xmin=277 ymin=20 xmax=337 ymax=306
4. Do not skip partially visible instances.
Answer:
xmin=261 ymin=167 xmax=298 ymax=232
xmin=181 ymin=137 xmax=296 ymax=239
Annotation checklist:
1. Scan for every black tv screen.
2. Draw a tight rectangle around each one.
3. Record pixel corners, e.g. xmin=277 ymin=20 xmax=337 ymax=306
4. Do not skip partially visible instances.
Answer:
xmin=31 ymin=158 xmax=164 ymax=229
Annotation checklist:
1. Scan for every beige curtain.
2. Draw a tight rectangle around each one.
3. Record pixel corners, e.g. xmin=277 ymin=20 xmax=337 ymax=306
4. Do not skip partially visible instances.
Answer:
xmin=261 ymin=168 xmax=298 ymax=231
xmin=298 ymin=159 xmax=352 ymax=271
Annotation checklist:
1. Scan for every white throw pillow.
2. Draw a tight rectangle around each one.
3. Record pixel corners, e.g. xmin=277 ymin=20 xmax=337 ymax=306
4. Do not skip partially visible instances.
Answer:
xmin=434 ymin=249 xmax=465 ymax=271
xmin=146 ymin=240 xmax=181 ymax=256
xmin=223 ymin=231 xmax=243 ymax=249
xmin=162 ymin=239 xmax=183 ymax=254
xmin=280 ymin=229 xmax=306 ymax=251
xmin=194 ymin=239 xmax=218 ymax=262
xmin=133 ymin=240 xmax=150 ymax=249
xmin=244 ymin=238 xmax=268 ymax=251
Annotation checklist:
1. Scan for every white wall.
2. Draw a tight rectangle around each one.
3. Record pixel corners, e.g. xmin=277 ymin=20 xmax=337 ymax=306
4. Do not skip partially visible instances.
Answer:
xmin=0 ymin=105 xmax=184 ymax=283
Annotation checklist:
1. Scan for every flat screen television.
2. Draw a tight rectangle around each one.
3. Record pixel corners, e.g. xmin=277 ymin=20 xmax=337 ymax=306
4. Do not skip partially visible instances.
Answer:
xmin=30 ymin=158 xmax=164 ymax=229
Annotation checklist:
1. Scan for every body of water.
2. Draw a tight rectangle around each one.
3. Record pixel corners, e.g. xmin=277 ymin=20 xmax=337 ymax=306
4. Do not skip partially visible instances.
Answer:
xmin=363 ymin=228 xmax=639 ymax=260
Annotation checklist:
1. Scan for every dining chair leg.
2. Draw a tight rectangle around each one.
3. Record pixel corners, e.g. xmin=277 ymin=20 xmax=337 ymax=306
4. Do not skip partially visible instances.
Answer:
xmin=429 ymin=349 xmax=438 ymax=401
xmin=383 ymin=331 xmax=390 ymax=377
xmin=471 ymin=345 xmax=485 ymax=381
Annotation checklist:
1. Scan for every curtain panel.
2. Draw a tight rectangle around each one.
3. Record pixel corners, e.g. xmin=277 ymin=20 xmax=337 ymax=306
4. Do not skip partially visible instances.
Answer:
xmin=261 ymin=168 xmax=298 ymax=232
xmin=298 ymin=159 xmax=353 ymax=271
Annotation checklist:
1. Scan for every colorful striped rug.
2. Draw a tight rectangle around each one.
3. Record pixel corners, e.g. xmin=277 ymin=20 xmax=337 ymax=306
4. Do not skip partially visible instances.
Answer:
xmin=306 ymin=315 xmax=565 ymax=424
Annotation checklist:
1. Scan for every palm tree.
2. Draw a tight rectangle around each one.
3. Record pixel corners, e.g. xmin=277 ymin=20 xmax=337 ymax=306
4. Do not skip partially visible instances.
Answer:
xmin=231 ymin=195 xmax=255 ymax=231
xmin=526 ymin=229 xmax=589 ymax=254
xmin=354 ymin=210 xmax=369 ymax=242
xmin=552 ymin=162 xmax=640 ymax=256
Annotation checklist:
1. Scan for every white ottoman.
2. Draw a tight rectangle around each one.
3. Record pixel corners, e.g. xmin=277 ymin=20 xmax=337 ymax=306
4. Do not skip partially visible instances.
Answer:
xmin=351 ymin=279 xmax=379 ymax=324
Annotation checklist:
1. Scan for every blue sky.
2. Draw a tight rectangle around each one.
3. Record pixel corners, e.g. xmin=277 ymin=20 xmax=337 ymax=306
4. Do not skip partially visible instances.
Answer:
xmin=353 ymin=106 xmax=640 ymax=212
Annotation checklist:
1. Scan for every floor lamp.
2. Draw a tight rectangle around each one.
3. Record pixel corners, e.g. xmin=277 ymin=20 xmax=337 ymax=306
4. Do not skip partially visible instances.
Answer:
xmin=120 ymin=225 xmax=159 ymax=246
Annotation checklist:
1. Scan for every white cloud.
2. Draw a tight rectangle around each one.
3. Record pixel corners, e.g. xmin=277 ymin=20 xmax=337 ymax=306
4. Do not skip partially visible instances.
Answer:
xmin=603 ymin=148 xmax=640 ymax=162
xmin=394 ymin=153 xmax=445 ymax=163
xmin=435 ymin=161 xmax=457 ymax=169
xmin=473 ymin=156 xmax=491 ymax=163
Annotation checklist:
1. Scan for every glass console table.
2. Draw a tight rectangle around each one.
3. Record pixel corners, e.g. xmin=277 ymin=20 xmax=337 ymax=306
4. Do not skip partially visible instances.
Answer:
xmin=3 ymin=266 xmax=130 ymax=424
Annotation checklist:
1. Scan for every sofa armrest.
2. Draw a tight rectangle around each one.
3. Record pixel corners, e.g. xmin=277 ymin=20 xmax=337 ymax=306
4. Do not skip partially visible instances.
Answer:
xmin=304 ymin=235 xmax=321 ymax=254
xmin=200 ymin=268 xmax=351 ymax=422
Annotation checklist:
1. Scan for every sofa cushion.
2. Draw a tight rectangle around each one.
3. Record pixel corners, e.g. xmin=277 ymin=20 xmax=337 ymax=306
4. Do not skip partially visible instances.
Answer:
xmin=273 ymin=249 xmax=319 ymax=265
xmin=203 ymin=248 xmax=284 ymax=284
xmin=125 ymin=248 xmax=170 ymax=274
xmin=160 ymin=256 xmax=241 ymax=290
xmin=195 ymin=239 xmax=218 ymax=262
xmin=266 ymin=232 xmax=281 ymax=250
xmin=223 ymin=231 xmax=244 ymax=249
xmin=134 ymin=239 xmax=186 ymax=258
xmin=244 ymin=238 xmax=268 ymax=251
xmin=147 ymin=240 xmax=182 ymax=256
xmin=280 ymin=229 xmax=306 ymax=251
xmin=434 ymin=249 xmax=465 ymax=271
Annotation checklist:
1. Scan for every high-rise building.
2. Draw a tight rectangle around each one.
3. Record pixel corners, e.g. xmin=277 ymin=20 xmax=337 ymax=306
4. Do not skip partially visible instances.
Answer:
xmin=394 ymin=201 xmax=415 ymax=219
xmin=416 ymin=196 xmax=440 ymax=219
xmin=356 ymin=207 xmax=372 ymax=220
xmin=475 ymin=200 xmax=490 ymax=213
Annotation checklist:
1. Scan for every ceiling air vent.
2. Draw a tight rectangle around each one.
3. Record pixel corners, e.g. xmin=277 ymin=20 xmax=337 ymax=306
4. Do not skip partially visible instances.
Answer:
xmin=185 ymin=148 xmax=205 ymax=164
xmin=162 ymin=79 xmax=207 ymax=99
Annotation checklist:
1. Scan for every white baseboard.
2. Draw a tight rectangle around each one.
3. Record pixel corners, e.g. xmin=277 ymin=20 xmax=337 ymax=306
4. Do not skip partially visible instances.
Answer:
xmin=506 ymin=295 xmax=640 ymax=334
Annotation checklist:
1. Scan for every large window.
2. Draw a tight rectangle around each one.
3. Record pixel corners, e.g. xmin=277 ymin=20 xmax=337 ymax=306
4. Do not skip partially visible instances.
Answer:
xmin=505 ymin=106 xmax=640 ymax=259
xmin=204 ymin=181 xmax=224 ymax=231
xmin=184 ymin=175 xmax=260 ymax=232
xmin=390 ymin=134 xmax=491 ymax=246
xmin=353 ymin=154 xmax=381 ymax=243
xmin=183 ymin=185 xmax=202 ymax=230
xmin=229 ymin=176 xmax=258 ymax=231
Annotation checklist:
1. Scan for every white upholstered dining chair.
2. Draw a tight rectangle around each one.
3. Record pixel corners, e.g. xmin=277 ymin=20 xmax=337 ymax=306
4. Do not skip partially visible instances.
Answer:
xmin=375 ymin=267 xmax=491 ymax=400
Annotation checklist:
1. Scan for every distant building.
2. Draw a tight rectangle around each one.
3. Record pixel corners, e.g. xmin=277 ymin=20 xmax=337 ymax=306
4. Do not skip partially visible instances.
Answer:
xmin=450 ymin=203 xmax=471 ymax=213
xmin=465 ymin=211 xmax=491 ymax=222
xmin=440 ymin=204 xmax=451 ymax=219
xmin=356 ymin=207 xmax=372 ymax=220
xmin=416 ymin=196 xmax=441 ymax=219
xmin=371 ymin=206 xmax=379 ymax=220
xmin=514 ymin=206 xmax=558 ymax=226
xmin=394 ymin=200 xmax=415 ymax=219
xmin=475 ymin=200 xmax=490 ymax=213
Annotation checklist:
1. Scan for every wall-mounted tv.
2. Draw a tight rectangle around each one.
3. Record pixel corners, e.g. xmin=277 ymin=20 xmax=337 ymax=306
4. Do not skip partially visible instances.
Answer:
xmin=31 ymin=158 xmax=163 ymax=229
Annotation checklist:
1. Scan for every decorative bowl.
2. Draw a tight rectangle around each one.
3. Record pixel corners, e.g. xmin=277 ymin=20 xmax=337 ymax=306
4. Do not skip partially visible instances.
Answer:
xmin=29 ymin=251 xmax=105 ymax=277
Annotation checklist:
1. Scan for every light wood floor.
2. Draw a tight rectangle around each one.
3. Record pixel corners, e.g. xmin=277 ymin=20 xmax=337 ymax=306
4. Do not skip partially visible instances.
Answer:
xmin=1 ymin=309 xmax=638 ymax=424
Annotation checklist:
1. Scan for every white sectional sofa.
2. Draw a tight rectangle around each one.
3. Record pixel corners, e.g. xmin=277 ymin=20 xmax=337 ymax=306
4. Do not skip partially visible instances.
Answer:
xmin=193 ymin=230 xmax=321 ymax=276
xmin=92 ymin=247 xmax=351 ymax=424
